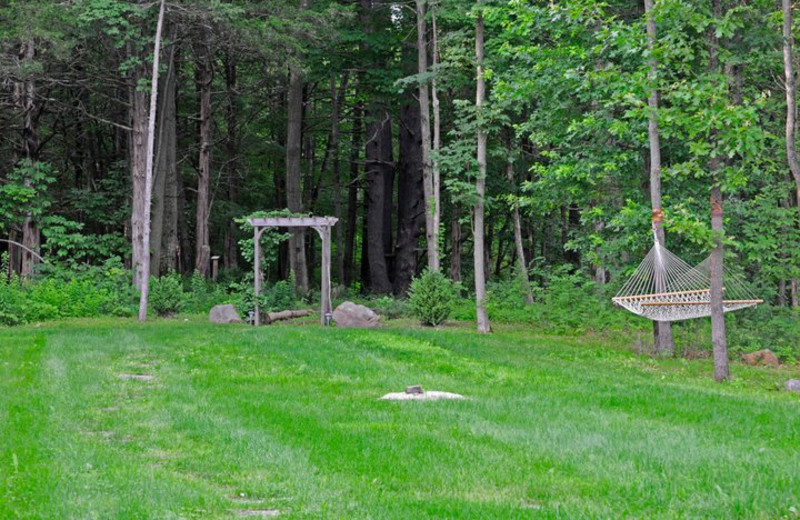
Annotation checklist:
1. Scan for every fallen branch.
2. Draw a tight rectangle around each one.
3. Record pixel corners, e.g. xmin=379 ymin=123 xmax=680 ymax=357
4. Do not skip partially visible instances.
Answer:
xmin=264 ymin=309 xmax=313 ymax=324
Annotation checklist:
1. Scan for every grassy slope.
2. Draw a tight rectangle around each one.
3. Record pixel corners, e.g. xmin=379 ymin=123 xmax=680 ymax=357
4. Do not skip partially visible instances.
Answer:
xmin=0 ymin=318 xmax=798 ymax=519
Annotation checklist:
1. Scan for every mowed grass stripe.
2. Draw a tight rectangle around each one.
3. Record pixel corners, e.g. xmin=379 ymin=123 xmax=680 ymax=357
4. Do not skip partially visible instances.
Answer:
xmin=0 ymin=318 xmax=798 ymax=519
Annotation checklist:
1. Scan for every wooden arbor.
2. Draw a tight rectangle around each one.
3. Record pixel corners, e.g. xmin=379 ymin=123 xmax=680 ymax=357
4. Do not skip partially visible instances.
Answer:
xmin=248 ymin=216 xmax=338 ymax=326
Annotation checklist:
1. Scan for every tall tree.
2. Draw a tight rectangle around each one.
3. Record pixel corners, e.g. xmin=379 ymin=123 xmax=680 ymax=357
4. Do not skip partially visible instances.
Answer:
xmin=708 ymin=0 xmax=728 ymax=381
xmin=137 ymin=0 xmax=166 ymax=321
xmin=644 ymin=0 xmax=674 ymax=355
xmin=474 ymin=5 xmax=490 ymax=333
xmin=285 ymin=0 xmax=310 ymax=294
xmin=416 ymin=0 xmax=440 ymax=272
xmin=193 ymin=21 xmax=214 ymax=278
xmin=783 ymin=0 xmax=800 ymax=308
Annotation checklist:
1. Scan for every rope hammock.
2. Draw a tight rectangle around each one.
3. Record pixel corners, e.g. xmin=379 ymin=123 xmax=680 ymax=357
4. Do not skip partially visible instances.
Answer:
xmin=612 ymin=233 xmax=762 ymax=322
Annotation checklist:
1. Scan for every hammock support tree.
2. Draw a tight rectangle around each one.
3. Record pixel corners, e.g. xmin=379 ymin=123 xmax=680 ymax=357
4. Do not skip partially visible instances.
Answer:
xmin=612 ymin=235 xmax=762 ymax=322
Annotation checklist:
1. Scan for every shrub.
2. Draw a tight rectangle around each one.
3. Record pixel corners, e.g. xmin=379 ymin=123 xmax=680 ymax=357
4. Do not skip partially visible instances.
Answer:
xmin=409 ymin=269 xmax=456 ymax=326
xmin=369 ymin=296 xmax=410 ymax=320
xmin=149 ymin=272 xmax=185 ymax=317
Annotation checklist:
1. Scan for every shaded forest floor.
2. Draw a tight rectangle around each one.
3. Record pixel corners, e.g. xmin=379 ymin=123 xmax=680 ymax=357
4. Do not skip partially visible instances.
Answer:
xmin=1 ymin=318 xmax=799 ymax=519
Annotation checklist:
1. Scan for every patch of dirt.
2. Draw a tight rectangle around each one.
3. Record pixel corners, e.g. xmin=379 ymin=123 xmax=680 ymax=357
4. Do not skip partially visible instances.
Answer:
xmin=234 ymin=509 xmax=280 ymax=517
xmin=118 ymin=373 xmax=154 ymax=381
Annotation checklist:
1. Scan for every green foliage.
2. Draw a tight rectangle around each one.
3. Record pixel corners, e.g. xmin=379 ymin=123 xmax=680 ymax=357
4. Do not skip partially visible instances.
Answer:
xmin=365 ymin=296 xmax=409 ymax=320
xmin=149 ymin=272 xmax=185 ymax=317
xmin=0 ymin=160 xmax=55 ymax=233
xmin=409 ymin=269 xmax=456 ymax=326
xmin=0 ymin=257 xmax=136 ymax=325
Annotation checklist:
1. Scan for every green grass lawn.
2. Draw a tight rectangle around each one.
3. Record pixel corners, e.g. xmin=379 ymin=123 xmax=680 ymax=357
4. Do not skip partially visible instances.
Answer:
xmin=1 ymin=318 xmax=799 ymax=519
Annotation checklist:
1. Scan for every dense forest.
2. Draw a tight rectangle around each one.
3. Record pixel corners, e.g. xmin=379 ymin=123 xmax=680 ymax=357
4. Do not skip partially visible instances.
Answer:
xmin=1 ymin=1 xmax=799 ymax=349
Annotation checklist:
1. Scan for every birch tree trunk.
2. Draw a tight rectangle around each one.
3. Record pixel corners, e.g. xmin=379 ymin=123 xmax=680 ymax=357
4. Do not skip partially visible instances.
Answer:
xmin=644 ymin=0 xmax=675 ymax=355
xmin=416 ymin=0 xmax=440 ymax=272
xmin=474 ymin=7 xmax=491 ymax=333
xmin=137 ymin=0 xmax=166 ymax=321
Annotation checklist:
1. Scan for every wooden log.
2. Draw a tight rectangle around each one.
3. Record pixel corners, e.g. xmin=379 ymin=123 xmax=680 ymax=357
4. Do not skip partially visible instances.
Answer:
xmin=264 ymin=309 xmax=314 ymax=324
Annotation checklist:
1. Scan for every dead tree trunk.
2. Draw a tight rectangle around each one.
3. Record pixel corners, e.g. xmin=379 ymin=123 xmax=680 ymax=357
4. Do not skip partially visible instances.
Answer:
xmin=474 ymin=7 xmax=491 ymax=333
xmin=344 ymin=100 xmax=363 ymax=288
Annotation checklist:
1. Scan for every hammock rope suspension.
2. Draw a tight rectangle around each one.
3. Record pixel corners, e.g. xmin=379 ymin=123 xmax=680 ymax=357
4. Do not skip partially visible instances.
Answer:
xmin=612 ymin=229 xmax=762 ymax=321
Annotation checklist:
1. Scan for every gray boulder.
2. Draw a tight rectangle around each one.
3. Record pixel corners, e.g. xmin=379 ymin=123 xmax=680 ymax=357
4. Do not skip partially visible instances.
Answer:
xmin=332 ymin=301 xmax=379 ymax=328
xmin=209 ymin=304 xmax=242 ymax=324
xmin=786 ymin=379 xmax=800 ymax=394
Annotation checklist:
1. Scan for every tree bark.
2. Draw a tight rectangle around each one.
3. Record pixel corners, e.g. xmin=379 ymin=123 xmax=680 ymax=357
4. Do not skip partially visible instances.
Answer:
xmin=507 ymin=159 xmax=534 ymax=304
xmin=450 ymin=211 xmax=462 ymax=282
xmin=137 ymin=0 xmax=166 ymax=321
xmin=224 ymin=48 xmax=240 ymax=271
xmin=709 ymin=0 xmax=728 ymax=381
xmin=328 ymin=73 xmax=349 ymax=286
xmin=644 ymin=0 xmax=675 ymax=355
xmin=130 ymin=53 xmax=150 ymax=290
xmin=365 ymin=113 xmax=393 ymax=293
xmin=194 ymin=31 xmax=213 ymax=278
xmin=345 ymin=100 xmax=363 ymax=288
xmin=415 ymin=0 xmax=440 ymax=272
xmin=474 ymin=8 xmax=491 ymax=333
xmin=151 ymin=32 xmax=176 ymax=276
xmin=783 ymin=0 xmax=800 ymax=308
xmin=15 ymin=38 xmax=40 ymax=279
xmin=286 ymin=63 xmax=310 ymax=293
xmin=394 ymin=96 xmax=426 ymax=295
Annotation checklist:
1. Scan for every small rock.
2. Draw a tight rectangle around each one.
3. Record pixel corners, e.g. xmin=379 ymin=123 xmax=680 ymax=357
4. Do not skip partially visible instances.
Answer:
xmin=786 ymin=379 xmax=800 ymax=394
xmin=405 ymin=385 xmax=424 ymax=395
xmin=332 ymin=301 xmax=379 ymax=328
xmin=118 ymin=373 xmax=154 ymax=381
xmin=210 ymin=304 xmax=242 ymax=324
xmin=741 ymin=349 xmax=780 ymax=368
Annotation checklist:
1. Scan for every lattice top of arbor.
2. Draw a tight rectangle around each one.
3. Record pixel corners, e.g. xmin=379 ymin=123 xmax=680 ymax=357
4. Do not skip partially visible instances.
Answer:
xmin=248 ymin=216 xmax=338 ymax=326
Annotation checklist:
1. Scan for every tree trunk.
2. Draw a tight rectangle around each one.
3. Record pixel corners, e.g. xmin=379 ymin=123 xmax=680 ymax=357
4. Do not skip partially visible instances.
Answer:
xmin=15 ymin=38 xmax=40 ymax=279
xmin=151 ymin=33 xmax=176 ymax=276
xmin=474 ymin=8 xmax=491 ymax=333
xmin=783 ymin=0 xmax=800 ymax=308
xmin=286 ymin=63 xmax=310 ymax=293
xmin=129 ymin=53 xmax=150 ymax=290
xmin=137 ymin=0 xmax=166 ymax=321
xmin=415 ymin=0 xmax=440 ymax=272
xmin=450 ymin=211 xmax=462 ymax=282
xmin=365 ymin=113 xmax=393 ymax=293
xmin=394 ymin=96 xmax=426 ymax=295
xmin=643 ymin=0 xmax=675 ymax=355
xmin=507 ymin=159 xmax=534 ymax=304
xmin=194 ymin=34 xmax=213 ymax=278
xmin=224 ymin=48 xmax=239 ymax=271
xmin=432 ymin=4 xmax=442 ymax=270
xmin=709 ymin=0 xmax=728 ymax=381
xmin=345 ymin=100 xmax=363 ymax=288
xmin=329 ymin=73 xmax=349 ymax=286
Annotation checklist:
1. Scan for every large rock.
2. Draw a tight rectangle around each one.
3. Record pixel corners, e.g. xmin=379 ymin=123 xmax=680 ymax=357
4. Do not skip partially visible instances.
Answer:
xmin=332 ymin=301 xmax=379 ymax=328
xmin=786 ymin=379 xmax=800 ymax=394
xmin=741 ymin=349 xmax=780 ymax=368
xmin=209 ymin=304 xmax=242 ymax=324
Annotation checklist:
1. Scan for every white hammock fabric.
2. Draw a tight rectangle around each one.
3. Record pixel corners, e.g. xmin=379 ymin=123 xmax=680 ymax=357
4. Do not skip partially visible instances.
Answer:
xmin=612 ymin=240 xmax=762 ymax=322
